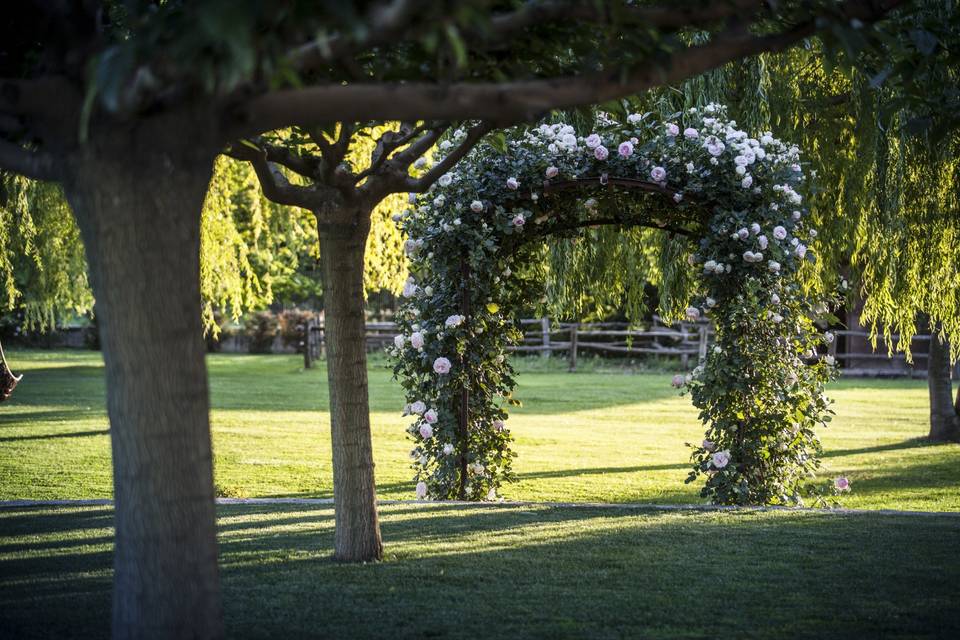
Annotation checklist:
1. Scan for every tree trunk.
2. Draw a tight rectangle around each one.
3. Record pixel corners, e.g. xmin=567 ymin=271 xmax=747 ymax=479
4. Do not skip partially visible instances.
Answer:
xmin=318 ymin=222 xmax=383 ymax=562
xmin=927 ymin=328 xmax=959 ymax=441
xmin=63 ymin=120 xmax=223 ymax=639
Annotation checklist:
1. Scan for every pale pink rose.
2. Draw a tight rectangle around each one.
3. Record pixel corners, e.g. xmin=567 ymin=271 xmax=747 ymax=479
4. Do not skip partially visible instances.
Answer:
xmin=410 ymin=400 xmax=426 ymax=415
xmin=618 ymin=141 xmax=634 ymax=157
xmin=665 ymin=123 xmax=680 ymax=136
xmin=702 ymin=439 xmax=716 ymax=452
xmin=512 ymin=214 xmax=525 ymax=227
xmin=419 ymin=424 xmax=434 ymax=439
xmin=650 ymin=166 xmax=667 ymax=182
xmin=423 ymin=409 xmax=438 ymax=424
xmin=683 ymin=127 xmax=699 ymax=139
xmin=685 ymin=306 xmax=701 ymax=321
xmin=773 ymin=226 xmax=788 ymax=240
xmin=493 ymin=419 xmax=505 ymax=432
xmin=410 ymin=332 xmax=424 ymax=349
xmin=835 ymin=477 xmax=850 ymax=491
xmin=433 ymin=357 xmax=452 ymax=374
xmin=470 ymin=200 xmax=484 ymax=212
xmin=757 ymin=235 xmax=768 ymax=250
xmin=711 ymin=450 xmax=731 ymax=469
xmin=594 ymin=145 xmax=609 ymax=160
xmin=585 ymin=133 xmax=601 ymax=149
xmin=415 ymin=481 xmax=428 ymax=499
xmin=545 ymin=166 xmax=559 ymax=179
xmin=506 ymin=177 xmax=519 ymax=190
xmin=671 ymin=374 xmax=685 ymax=388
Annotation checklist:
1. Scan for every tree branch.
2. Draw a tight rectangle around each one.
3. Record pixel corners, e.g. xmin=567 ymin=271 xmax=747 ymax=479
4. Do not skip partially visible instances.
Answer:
xmin=224 ymin=143 xmax=320 ymax=210
xmin=405 ymin=122 xmax=494 ymax=191
xmin=259 ymin=140 xmax=320 ymax=179
xmin=484 ymin=0 xmax=762 ymax=41
xmin=356 ymin=121 xmax=429 ymax=183
xmin=233 ymin=0 xmax=904 ymax=136
xmin=287 ymin=0 xmax=430 ymax=75
xmin=0 ymin=138 xmax=60 ymax=181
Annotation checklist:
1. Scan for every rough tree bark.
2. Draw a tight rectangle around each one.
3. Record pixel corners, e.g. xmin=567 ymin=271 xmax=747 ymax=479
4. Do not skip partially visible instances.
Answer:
xmin=318 ymin=216 xmax=383 ymax=562
xmin=62 ymin=115 xmax=224 ymax=639
xmin=927 ymin=327 xmax=959 ymax=442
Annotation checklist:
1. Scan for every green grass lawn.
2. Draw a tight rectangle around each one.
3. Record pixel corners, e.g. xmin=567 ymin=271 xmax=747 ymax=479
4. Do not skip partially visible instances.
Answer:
xmin=2 ymin=350 xmax=960 ymax=638
xmin=0 ymin=349 xmax=958 ymax=510
xmin=1 ymin=503 xmax=958 ymax=639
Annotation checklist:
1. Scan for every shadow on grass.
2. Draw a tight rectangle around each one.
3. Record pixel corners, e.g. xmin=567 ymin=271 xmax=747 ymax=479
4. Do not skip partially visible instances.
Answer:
xmin=823 ymin=437 xmax=935 ymax=459
xmin=2 ymin=503 xmax=959 ymax=639
xmin=513 ymin=463 xmax=689 ymax=480
xmin=0 ymin=429 xmax=109 ymax=443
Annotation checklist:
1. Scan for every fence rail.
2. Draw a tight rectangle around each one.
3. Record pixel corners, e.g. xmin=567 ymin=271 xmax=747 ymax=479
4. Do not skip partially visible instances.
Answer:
xmin=301 ymin=318 xmax=939 ymax=377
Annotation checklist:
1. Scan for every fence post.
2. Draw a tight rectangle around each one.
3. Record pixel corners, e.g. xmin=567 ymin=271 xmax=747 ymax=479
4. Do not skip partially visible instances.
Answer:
xmin=318 ymin=320 xmax=326 ymax=360
xmin=697 ymin=325 xmax=708 ymax=365
xmin=541 ymin=317 xmax=551 ymax=359
xmin=568 ymin=323 xmax=579 ymax=372
xmin=302 ymin=321 xmax=313 ymax=369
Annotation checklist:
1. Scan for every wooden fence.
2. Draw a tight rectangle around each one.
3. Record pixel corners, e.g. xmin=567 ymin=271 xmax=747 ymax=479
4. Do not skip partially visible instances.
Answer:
xmin=302 ymin=318 xmax=941 ymax=377
xmin=304 ymin=316 xmax=712 ymax=371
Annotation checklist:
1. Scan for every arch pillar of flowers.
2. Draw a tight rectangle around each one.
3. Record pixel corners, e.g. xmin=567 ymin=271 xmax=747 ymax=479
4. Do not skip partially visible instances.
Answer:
xmin=391 ymin=104 xmax=838 ymax=505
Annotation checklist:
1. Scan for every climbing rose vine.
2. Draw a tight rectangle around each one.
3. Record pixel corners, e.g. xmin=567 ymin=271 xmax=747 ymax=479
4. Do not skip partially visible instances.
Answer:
xmin=391 ymin=104 xmax=837 ymax=504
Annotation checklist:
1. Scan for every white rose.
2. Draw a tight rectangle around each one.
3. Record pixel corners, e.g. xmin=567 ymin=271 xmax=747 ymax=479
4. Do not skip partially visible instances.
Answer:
xmin=438 ymin=173 xmax=453 ymax=187
xmin=443 ymin=443 xmax=454 ymax=455
xmin=394 ymin=334 xmax=405 ymax=349
xmin=768 ymin=260 xmax=781 ymax=273
xmin=470 ymin=200 xmax=484 ymax=213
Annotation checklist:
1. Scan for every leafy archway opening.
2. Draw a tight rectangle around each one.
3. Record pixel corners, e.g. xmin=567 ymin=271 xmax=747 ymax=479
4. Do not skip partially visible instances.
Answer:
xmin=392 ymin=105 xmax=839 ymax=505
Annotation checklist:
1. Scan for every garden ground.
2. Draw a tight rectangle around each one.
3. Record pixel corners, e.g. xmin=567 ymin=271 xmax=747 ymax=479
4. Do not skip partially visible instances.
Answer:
xmin=1 ymin=350 xmax=959 ymax=638
xmin=1 ymin=349 xmax=957 ymax=510
xmin=1 ymin=503 xmax=959 ymax=638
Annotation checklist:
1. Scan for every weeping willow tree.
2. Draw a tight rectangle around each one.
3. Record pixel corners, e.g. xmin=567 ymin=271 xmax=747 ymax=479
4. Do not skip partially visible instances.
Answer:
xmin=539 ymin=0 xmax=960 ymax=438
xmin=1 ymin=151 xmax=407 ymax=339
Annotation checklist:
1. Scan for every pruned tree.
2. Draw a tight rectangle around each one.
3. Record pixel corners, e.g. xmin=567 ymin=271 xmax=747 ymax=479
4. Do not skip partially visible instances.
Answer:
xmin=226 ymin=120 xmax=493 ymax=560
xmin=0 ymin=1 xmax=907 ymax=636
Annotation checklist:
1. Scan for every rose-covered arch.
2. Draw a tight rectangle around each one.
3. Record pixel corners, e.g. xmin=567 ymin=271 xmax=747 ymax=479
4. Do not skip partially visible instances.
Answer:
xmin=391 ymin=104 xmax=838 ymax=505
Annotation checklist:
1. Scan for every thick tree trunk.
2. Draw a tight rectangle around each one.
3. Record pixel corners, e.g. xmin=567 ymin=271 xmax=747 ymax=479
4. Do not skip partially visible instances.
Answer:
xmin=927 ymin=329 xmax=959 ymax=441
xmin=63 ymin=120 xmax=223 ymax=639
xmin=318 ymin=222 xmax=383 ymax=562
